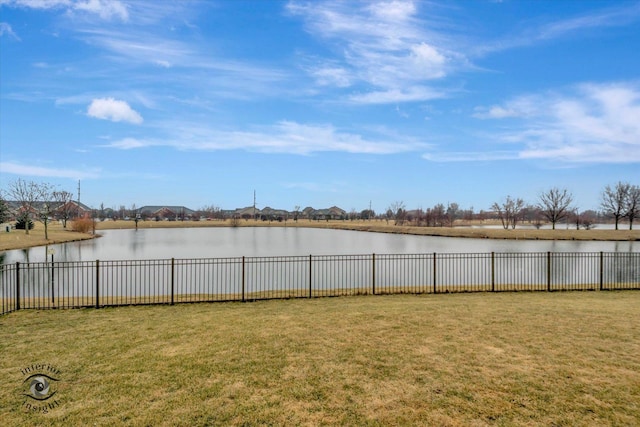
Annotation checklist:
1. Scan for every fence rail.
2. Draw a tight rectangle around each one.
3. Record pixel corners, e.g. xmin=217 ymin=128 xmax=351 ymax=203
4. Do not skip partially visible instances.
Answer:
xmin=1 ymin=251 xmax=639 ymax=315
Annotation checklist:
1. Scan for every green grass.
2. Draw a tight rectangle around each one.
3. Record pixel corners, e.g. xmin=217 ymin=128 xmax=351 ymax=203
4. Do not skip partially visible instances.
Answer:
xmin=1 ymin=292 xmax=639 ymax=426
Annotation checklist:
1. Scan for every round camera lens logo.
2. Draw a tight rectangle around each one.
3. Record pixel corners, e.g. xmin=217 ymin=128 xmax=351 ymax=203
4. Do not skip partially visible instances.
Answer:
xmin=20 ymin=364 xmax=62 ymax=413
xmin=25 ymin=375 xmax=58 ymax=400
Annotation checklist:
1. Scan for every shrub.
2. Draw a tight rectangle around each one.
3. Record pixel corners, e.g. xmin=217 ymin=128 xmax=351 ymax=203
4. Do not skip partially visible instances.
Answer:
xmin=15 ymin=216 xmax=34 ymax=230
xmin=71 ymin=217 xmax=94 ymax=233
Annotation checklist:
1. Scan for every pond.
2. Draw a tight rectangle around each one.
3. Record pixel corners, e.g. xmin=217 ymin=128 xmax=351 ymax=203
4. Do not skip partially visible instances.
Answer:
xmin=2 ymin=227 xmax=639 ymax=264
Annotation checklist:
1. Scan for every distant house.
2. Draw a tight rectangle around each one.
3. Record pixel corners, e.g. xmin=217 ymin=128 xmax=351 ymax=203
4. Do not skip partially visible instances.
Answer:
xmin=235 ymin=206 xmax=260 ymax=220
xmin=4 ymin=200 xmax=91 ymax=221
xmin=137 ymin=206 xmax=196 ymax=221
xmin=302 ymin=206 xmax=347 ymax=220
xmin=259 ymin=207 xmax=289 ymax=221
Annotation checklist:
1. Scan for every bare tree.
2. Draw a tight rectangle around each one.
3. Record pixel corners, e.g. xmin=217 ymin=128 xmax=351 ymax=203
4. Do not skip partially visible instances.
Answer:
xmin=538 ymin=188 xmax=574 ymax=230
xmin=624 ymin=185 xmax=640 ymax=230
xmin=52 ymin=190 xmax=75 ymax=228
xmin=492 ymin=196 xmax=525 ymax=230
xmin=431 ymin=203 xmax=446 ymax=227
xmin=388 ymin=201 xmax=406 ymax=225
xmin=0 ymin=195 xmax=9 ymax=224
xmin=600 ymin=182 xmax=630 ymax=230
xmin=445 ymin=203 xmax=459 ymax=227
xmin=5 ymin=179 xmax=54 ymax=237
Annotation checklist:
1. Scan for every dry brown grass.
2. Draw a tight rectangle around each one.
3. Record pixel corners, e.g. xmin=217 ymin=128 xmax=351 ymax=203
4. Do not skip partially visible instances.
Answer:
xmin=0 ymin=222 xmax=95 ymax=252
xmin=1 ymin=292 xmax=639 ymax=425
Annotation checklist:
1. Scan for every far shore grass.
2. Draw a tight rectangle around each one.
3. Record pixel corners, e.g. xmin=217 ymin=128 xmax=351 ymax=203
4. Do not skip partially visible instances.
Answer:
xmin=1 ymin=218 xmax=639 ymax=252
xmin=2 ymin=292 xmax=639 ymax=425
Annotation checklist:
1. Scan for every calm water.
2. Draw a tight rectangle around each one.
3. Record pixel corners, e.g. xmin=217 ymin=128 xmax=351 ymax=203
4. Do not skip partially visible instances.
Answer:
xmin=2 ymin=227 xmax=638 ymax=264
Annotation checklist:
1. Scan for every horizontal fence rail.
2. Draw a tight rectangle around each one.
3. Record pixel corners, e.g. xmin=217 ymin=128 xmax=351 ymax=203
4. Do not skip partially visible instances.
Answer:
xmin=1 ymin=251 xmax=639 ymax=315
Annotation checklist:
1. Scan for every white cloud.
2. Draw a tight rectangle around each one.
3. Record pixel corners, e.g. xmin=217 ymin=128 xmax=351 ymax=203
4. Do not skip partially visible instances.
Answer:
xmin=1 ymin=0 xmax=128 ymax=21
xmin=0 ymin=22 xmax=20 ymax=40
xmin=102 ymin=120 xmax=428 ymax=155
xmin=349 ymin=86 xmax=445 ymax=104
xmin=474 ymin=82 xmax=640 ymax=163
xmin=477 ymin=2 xmax=640 ymax=55
xmin=0 ymin=161 xmax=100 ymax=179
xmin=87 ymin=97 xmax=143 ymax=124
xmin=288 ymin=0 xmax=461 ymax=104
xmin=2 ymin=0 xmax=71 ymax=9
xmin=73 ymin=0 xmax=128 ymax=21
xmin=423 ymin=151 xmax=520 ymax=162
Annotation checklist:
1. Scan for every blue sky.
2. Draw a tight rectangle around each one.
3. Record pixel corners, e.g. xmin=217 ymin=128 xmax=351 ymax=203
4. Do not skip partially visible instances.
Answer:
xmin=1 ymin=0 xmax=639 ymax=213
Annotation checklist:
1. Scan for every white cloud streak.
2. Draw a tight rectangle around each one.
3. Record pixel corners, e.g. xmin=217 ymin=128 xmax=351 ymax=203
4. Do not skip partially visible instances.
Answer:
xmin=102 ymin=120 xmax=428 ymax=155
xmin=0 ymin=22 xmax=20 ymax=40
xmin=2 ymin=0 xmax=128 ymax=21
xmin=287 ymin=0 xmax=462 ymax=104
xmin=0 ymin=161 xmax=100 ymax=179
xmin=472 ymin=82 xmax=640 ymax=163
xmin=477 ymin=2 xmax=640 ymax=55
xmin=87 ymin=97 xmax=143 ymax=124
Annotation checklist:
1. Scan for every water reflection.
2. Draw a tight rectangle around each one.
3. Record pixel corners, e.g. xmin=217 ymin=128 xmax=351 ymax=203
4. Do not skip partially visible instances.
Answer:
xmin=2 ymin=227 xmax=639 ymax=264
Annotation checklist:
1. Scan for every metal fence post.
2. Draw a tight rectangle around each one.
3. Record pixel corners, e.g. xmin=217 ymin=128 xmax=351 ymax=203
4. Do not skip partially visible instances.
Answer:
xmin=547 ymin=252 xmax=551 ymax=292
xmin=16 ymin=262 xmax=20 ymax=311
xmin=242 ymin=256 xmax=246 ymax=302
xmin=433 ymin=253 xmax=437 ymax=294
xmin=308 ymin=254 xmax=312 ymax=298
xmin=372 ymin=253 xmax=376 ymax=295
xmin=95 ymin=260 xmax=100 ymax=309
xmin=50 ymin=253 xmax=55 ymax=306
xmin=171 ymin=258 xmax=175 ymax=305
xmin=491 ymin=252 xmax=495 ymax=292
xmin=599 ymin=251 xmax=604 ymax=291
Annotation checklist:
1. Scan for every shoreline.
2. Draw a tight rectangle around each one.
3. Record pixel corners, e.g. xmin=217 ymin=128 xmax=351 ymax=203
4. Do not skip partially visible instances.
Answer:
xmin=1 ymin=219 xmax=639 ymax=252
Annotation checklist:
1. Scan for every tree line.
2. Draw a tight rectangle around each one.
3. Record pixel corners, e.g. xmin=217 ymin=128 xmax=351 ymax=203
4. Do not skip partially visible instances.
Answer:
xmin=382 ymin=183 xmax=638 ymax=230
xmin=2 ymin=179 xmax=639 ymax=234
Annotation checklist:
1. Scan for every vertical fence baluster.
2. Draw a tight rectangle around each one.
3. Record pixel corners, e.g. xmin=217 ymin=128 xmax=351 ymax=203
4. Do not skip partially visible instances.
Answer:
xmin=95 ymin=260 xmax=100 ymax=309
xmin=242 ymin=256 xmax=245 ymax=302
xmin=372 ymin=253 xmax=376 ymax=295
xmin=491 ymin=252 xmax=495 ymax=292
xmin=433 ymin=253 xmax=437 ymax=294
xmin=171 ymin=258 xmax=175 ymax=305
xmin=16 ymin=262 xmax=21 ymax=311
xmin=547 ymin=252 xmax=551 ymax=292
xmin=308 ymin=255 xmax=312 ymax=298
xmin=599 ymin=251 xmax=604 ymax=291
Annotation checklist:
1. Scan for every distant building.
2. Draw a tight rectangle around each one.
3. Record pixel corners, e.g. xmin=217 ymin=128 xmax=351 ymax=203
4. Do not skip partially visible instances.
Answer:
xmin=137 ymin=206 xmax=196 ymax=221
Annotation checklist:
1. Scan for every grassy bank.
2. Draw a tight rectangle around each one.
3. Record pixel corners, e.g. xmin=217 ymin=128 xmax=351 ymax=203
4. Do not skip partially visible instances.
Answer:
xmin=1 ymin=292 xmax=639 ymax=426
xmin=1 ymin=219 xmax=638 ymax=252
xmin=0 ymin=222 xmax=95 ymax=252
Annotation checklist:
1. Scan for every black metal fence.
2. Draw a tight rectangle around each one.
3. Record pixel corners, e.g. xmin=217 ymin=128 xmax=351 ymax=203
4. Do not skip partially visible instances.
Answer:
xmin=1 ymin=251 xmax=639 ymax=315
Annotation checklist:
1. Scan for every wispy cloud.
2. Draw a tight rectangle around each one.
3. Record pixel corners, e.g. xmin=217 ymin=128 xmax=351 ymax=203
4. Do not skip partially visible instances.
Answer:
xmin=87 ymin=97 xmax=143 ymax=124
xmin=0 ymin=22 xmax=20 ymax=40
xmin=287 ymin=0 xmax=464 ymax=104
xmin=470 ymin=82 xmax=640 ymax=163
xmin=477 ymin=2 xmax=640 ymax=55
xmin=0 ymin=161 xmax=100 ymax=179
xmin=2 ymin=0 xmax=129 ymax=21
xmin=102 ymin=120 xmax=428 ymax=155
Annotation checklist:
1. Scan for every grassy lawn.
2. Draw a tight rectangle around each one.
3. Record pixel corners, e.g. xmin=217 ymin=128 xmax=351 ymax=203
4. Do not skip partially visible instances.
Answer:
xmin=1 ymin=292 xmax=639 ymax=426
xmin=0 ymin=222 xmax=94 ymax=252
